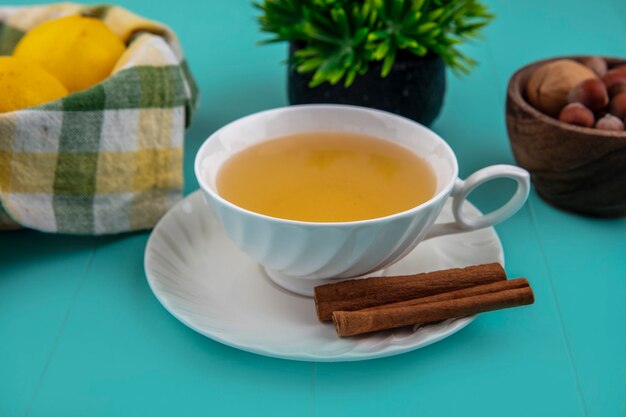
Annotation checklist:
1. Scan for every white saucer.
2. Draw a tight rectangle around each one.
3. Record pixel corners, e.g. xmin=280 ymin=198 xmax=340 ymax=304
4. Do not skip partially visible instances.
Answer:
xmin=144 ymin=191 xmax=504 ymax=362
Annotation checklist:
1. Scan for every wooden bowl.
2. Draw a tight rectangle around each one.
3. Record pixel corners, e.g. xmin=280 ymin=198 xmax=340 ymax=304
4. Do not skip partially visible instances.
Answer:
xmin=506 ymin=56 xmax=626 ymax=217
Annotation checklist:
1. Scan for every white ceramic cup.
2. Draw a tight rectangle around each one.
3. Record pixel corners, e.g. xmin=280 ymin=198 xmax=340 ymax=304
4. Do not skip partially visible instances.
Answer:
xmin=195 ymin=105 xmax=530 ymax=296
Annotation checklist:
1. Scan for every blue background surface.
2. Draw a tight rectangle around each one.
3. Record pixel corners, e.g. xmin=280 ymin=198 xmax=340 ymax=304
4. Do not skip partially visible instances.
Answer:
xmin=1 ymin=1 xmax=625 ymax=416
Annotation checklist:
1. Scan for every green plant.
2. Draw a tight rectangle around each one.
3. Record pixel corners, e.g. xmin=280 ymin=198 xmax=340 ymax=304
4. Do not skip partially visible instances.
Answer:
xmin=255 ymin=0 xmax=493 ymax=87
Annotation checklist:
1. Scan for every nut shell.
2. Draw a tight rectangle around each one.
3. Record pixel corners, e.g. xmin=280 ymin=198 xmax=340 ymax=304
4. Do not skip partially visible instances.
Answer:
xmin=607 ymin=83 xmax=626 ymax=98
xmin=608 ymin=92 xmax=626 ymax=119
xmin=526 ymin=59 xmax=597 ymax=117
xmin=602 ymin=69 xmax=626 ymax=96
xmin=559 ymin=103 xmax=594 ymax=127
xmin=567 ymin=78 xmax=608 ymax=112
xmin=611 ymin=65 xmax=626 ymax=75
xmin=580 ymin=57 xmax=607 ymax=77
xmin=595 ymin=114 xmax=624 ymax=131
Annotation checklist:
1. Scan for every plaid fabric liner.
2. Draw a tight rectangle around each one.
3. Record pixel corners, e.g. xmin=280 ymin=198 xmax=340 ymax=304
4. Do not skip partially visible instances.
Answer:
xmin=0 ymin=3 xmax=198 ymax=234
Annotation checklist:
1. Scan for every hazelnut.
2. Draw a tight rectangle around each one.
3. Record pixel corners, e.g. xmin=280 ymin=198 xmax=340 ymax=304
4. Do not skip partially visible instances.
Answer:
xmin=595 ymin=114 xmax=624 ymax=131
xmin=611 ymin=65 xmax=626 ymax=75
xmin=526 ymin=59 xmax=597 ymax=117
xmin=608 ymin=83 xmax=626 ymax=97
xmin=601 ymin=69 xmax=626 ymax=96
xmin=608 ymin=92 xmax=626 ymax=119
xmin=559 ymin=103 xmax=594 ymax=127
xmin=567 ymin=78 xmax=608 ymax=112
xmin=580 ymin=57 xmax=607 ymax=77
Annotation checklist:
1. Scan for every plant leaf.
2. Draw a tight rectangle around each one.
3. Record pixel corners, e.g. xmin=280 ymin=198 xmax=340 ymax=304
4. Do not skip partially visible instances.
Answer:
xmin=331 ymin=7 xmax=350 ymax=38
xmin=381 ymin=46 xmax=396 ymax=77
xmin=344 ymin=66 xmax=358 ymax=86
xmin=372 ymin=41 xmax=390 ymax=60
xmin=352 ymin=27 xmax=370 ymax=46
xmin=396 ymin=34 xmax=418 ymax=49
xmin=390 ymin=0 xmax=405 ymax=21
xmin=297 ymin=56 xmax=325 ymax=73
xmin=367 ymin=29 xmax=388 ymax=42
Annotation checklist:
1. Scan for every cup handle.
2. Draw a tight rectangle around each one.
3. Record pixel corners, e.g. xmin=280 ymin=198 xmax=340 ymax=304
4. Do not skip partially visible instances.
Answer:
xmin=425 ymin=165 xmax=530 ymax=239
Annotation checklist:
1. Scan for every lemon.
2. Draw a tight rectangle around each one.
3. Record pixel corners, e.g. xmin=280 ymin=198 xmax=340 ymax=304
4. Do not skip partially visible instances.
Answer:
xmin=13 ymin=14 xmax=126 ymax=93
xmin=0 ymin=56 xmax=68 ymax=113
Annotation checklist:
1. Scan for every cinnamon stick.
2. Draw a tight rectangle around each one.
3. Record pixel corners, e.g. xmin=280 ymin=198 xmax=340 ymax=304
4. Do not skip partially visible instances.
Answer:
xmin=314 ymin=263 xmax=506 ymax=321
xmin=360 ymin=278 xmax=530 ymax=311
xmin=332 ymin=278 xmax=534 ymax=337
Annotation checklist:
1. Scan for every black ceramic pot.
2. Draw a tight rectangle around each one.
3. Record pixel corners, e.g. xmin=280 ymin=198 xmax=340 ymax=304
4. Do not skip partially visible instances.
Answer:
xmin=288 ymin=43 xmax=446 ymax=126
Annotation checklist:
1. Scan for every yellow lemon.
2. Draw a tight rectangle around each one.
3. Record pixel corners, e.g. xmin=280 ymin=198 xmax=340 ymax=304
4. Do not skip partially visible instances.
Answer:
xmin=13 ymin=14 xmax=126 ymax=92
xmin=0 ymin=56 xmax=68 ymax=113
